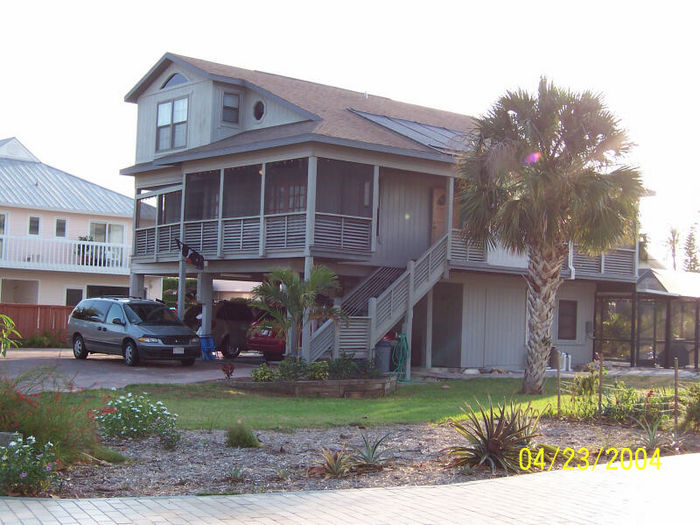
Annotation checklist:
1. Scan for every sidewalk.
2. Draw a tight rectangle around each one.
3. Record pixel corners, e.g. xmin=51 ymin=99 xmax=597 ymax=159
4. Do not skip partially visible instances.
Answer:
xmin=1 ymin=453 xmax=696 ymax=524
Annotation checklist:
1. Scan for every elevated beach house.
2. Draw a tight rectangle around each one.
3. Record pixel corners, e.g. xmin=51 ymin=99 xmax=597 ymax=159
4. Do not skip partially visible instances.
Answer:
xmin=122 ymin=54 xmax=638 ymax=371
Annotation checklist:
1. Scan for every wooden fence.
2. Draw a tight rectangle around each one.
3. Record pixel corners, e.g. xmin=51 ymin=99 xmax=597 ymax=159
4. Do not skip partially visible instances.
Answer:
xmin=0 ymin=303 xmax=73 ymax=342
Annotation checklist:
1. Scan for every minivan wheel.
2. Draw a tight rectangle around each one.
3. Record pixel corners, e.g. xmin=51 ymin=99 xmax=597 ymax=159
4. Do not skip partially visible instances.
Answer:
xmin=73 ymin=335 xmax=88 ymax=360
xmin=123 ymin=341 xmax=140 ymax=367
xmin=181 ymin=358 xmax=196 ymax=366
xmin=221 ymin=337 xmax=241 ymax=359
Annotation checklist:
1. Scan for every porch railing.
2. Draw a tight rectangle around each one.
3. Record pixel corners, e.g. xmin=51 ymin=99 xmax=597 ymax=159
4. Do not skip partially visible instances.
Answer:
xmin=314 ymin=213 xmax=371 ymax=252
xmin=0 ymin=235 xmax=130 ymax=274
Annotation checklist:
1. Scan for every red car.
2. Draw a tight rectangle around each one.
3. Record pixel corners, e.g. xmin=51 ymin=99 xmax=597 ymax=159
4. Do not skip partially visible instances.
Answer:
xmin=246 ymin=319 xmax=285 ymax=361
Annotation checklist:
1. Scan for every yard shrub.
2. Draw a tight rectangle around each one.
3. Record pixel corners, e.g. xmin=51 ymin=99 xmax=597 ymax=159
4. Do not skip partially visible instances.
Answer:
xmin=0 ymin=370 xmax=98 ymax=462
xmin=681 ymin=384 xmax=700 ymax=431
xmin=0 ymin=435 xmax=59 ymax=496
xmin=440 ymin=398 xmax=541 ymax=473
xmin=604 ymin=380 xmax=672 ymax=423
xmin=96 ymin=393 xmax=181 ymax=449
xmin=306 ymin=361 xmax=329 ymax=381
xmin=278 ymin=356 xmax=307 ymax=381
xmin=19 ymin=331 xmax=69 ymax=348
xmin=251 ymin=362 xmax=277 ymax=382
xmin=226 ymin=421 xmax=261 ymax=448
xmin=356 ymin=358 xmax=382 ymax=379
xmin=561 ymin=361 xmax=606 ymax=420
xmin=328 ymin=353 xmax=359 ymax=379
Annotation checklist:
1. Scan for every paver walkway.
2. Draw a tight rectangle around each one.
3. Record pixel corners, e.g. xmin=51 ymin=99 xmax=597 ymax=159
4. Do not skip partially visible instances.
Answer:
xmin=1 ymin=453 xmax=696 ymax=524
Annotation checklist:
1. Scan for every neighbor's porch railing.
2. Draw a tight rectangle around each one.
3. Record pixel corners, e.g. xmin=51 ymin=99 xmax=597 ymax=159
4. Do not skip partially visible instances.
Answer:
xmin=0 ymin=235 xmax=130 ymax=274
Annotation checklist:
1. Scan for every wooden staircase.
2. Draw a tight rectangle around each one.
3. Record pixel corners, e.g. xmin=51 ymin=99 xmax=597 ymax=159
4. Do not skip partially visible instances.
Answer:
xmin=309 ymin=234 xmax=449 ymax=361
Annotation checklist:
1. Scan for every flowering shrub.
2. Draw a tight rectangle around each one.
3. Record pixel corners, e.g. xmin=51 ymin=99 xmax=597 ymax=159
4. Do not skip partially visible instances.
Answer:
xmin=0 ymin=436 xmax=59 ymax=495
xmin=96 ymin=393 xmax=181 ymax=449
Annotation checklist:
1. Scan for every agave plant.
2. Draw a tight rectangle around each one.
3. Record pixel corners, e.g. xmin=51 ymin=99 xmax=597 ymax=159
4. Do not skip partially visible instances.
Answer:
xmin=633 ymin=415 xmax=667 ymax=452
xmin=307 ymin=448 xmax=354 ymax=478
xmin=352 ymin=433 xmax=394 ymax=471
xmin=440 ymin=398 xmax=541 ymax=473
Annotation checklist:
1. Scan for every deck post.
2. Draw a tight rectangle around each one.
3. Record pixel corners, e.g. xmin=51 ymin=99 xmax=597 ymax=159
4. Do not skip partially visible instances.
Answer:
xmin=446 ymin=177 xmax=454 ymax=262
xmin=305 ymin=156 xmax=317 ymax=257
xmin=404 ymin=260 xmax=415 ymax=381
xmin=371 ymin=165 xmax=379 ymax=252
xmin=425 ymin=287 xmax=433 ymax=369
xmin=177 ymin=259 xmax=187 ymax=320
xmin=259 ymin=163 xmax=266 ymax=257
xmin=368 ymin=297 xmax=377 ymax=359
xmin=217 ymin=168 xmax=224 ymax=257
xmin=129 ymin=273 xmax=144 ymax=299
xmin=197 ymin=272 xmax=213 ymax=337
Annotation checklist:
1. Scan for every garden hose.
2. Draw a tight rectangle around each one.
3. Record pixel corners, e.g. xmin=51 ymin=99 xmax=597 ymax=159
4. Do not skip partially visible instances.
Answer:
xmin=392 ymin=333 xmax=409 ymax=382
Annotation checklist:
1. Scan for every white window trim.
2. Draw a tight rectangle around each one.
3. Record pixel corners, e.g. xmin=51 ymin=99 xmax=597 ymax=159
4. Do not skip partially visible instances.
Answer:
xmin=54 ymin=217 xmax=68 ymax=238
xmin=221 ymin=90 xmax=242 ymax=128
xmin=155 ymin=95 xmax=190 ymax=153
xmin=0 ymin=210 xmax=8 ymax=236
xmin=556 ymin=299 xmax=579 ymax=344
xmin=28 ymin=215 xmax=40 ymax=236
xmin=88 ymin=220 xmax=128 ymax=245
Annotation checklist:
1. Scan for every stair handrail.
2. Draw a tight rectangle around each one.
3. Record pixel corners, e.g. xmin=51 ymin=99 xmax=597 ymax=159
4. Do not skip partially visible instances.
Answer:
xmin=309 ymin=318 xmax=335 ymax=362
xmin=370 ymin=234 xmax=449 ymax=346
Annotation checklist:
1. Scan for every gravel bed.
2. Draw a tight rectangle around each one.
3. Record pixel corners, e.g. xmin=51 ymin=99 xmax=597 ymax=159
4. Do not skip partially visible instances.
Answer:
xmin=56 ymin=420 xmax=697 ymax=498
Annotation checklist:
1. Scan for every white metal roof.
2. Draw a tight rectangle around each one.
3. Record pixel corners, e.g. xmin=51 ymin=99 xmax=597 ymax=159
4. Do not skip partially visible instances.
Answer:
xmin=0 ymin=138 xmax=133 ymax=217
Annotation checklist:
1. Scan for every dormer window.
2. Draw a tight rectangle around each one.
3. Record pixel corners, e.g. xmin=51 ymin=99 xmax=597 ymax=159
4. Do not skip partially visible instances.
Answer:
xmin=161 ymin=73 xmax=188 ymax=89
xmin=156 ymin=97 xmax=188 ymax=152
xmin=223 ymin=93 xmax=240 ymax=124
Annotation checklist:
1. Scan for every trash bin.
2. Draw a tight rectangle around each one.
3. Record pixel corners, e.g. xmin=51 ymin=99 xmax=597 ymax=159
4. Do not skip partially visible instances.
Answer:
xmin=375 ymin=340 xmax=393 ymax=373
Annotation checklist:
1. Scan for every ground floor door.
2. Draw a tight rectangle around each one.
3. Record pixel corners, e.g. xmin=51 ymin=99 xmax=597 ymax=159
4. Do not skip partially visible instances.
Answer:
xmin=431 ymin=282 xmax=462 ymax=367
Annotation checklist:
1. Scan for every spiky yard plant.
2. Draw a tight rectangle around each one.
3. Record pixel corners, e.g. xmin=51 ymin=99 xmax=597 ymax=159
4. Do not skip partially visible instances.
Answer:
xmin=352 ymin=433 xmax=394 ymax=472
xmin=633 ymin=415 xmax=667 ymax=452
xmin=441 ymin=398 xmax=541 ymax=473
xmin=308 ymin=449 xmax=354 ymax=479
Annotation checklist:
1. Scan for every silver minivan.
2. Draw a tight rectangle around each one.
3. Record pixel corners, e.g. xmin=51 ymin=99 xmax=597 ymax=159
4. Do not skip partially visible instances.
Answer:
xmin=67 ymin=297 xmax=200 ymax=366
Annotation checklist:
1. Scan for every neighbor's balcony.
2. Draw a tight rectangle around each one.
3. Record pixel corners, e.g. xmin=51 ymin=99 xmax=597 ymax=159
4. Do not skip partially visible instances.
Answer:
xmin=133 ymin=212 xmax=372 ymax=259
xmin=0 ymin=235 xmax=131 ymax=274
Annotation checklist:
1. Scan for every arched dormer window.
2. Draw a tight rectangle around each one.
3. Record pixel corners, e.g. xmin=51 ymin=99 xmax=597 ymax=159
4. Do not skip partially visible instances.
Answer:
xmin=161 ymin=73 xmax=188 ymax=89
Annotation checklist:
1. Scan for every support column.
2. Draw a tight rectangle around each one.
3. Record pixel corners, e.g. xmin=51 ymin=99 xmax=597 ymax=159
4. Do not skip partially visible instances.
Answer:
xmin=664 ymin=298 xmax=672 ymax=369
xmin=301 ymin=257 xmax=314 ymax=361
xmin=196 ymin=272 xmax=214 ymax=337
xmin=371 ymin=165 xmax=379 ymax=252
xmin=259 ymin=163 xmax=266 ymax=257
xmin=631 ymin=288 xmax=638 ymax=367
xmin=403 ymin=260 xmax=415 ymax=380
xmin=424 ymin=287 xmax=433 ymax=369
xmin=129 ymin=273 xmax=144 ymax=299
xmin=305 ymin=156 xmax=317 ymax=257
xmin=446 ymin=177 xmax=454 ymax=261
xmin=177 ymin=259 xmax=187 ymax=320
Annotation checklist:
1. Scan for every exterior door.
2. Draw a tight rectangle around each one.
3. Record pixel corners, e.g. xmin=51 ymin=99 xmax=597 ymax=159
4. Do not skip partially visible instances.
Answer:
xmin=431 ymin=188 xmax=446 ymax=243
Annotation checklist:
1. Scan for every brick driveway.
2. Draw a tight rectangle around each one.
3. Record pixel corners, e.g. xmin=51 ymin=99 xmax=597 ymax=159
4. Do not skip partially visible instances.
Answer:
xmin=1 ymin=348 xmax=258 ymax=391
xmin=0 ymin=452 xmax=695 ymax=524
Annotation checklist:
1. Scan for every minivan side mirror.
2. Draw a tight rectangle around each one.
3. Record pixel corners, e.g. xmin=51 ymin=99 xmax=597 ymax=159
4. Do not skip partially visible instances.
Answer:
xmin=112 ymin=318 xmax=124 ymax=326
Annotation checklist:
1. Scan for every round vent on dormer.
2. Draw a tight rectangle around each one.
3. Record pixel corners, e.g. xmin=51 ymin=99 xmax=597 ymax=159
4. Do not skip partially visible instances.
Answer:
xmin=253 ymin=100 xmax=265 ymax=121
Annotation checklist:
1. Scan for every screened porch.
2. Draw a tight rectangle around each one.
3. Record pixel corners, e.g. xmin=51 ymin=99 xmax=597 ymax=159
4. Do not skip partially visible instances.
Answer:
xmin=133 ymin=157 xmax=375 ymax=260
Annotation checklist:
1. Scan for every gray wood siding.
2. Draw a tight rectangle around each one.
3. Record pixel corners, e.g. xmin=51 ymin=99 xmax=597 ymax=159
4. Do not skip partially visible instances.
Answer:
xmin=372 ymin=169 xmax=441 ymax=267
xmin=461 ymin=284 xmax=486 ymax=367
xmin=431 ymin=282 xmax=463 ymax=367
xmin=552 ymin=280 xmax=595 ymax=366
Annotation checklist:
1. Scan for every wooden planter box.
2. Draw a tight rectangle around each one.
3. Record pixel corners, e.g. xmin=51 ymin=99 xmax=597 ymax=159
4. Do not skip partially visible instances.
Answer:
xmin=230 ymin=375 xmax=397 ymax=398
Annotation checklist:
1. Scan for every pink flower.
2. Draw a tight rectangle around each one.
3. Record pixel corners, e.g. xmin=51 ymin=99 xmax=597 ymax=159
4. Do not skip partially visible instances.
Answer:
xmin=20 ymin=472 xmax=27 ymax=478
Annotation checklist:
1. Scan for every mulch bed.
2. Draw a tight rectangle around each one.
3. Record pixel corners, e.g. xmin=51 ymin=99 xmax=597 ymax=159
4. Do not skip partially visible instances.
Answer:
xmin=56 ymin=420 xmax=700 ymax=498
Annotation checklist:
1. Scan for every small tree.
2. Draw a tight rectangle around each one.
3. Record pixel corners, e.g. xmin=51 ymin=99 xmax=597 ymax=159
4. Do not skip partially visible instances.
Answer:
xmin=666 ymin=227 xmax=680 ymax=271
xmin=684 ymin=225 xmax=699 ymax=272
xmin=249 ymin=266 xmax=344 ymax=358
xmin=1 ymin=314 xmax=20 ymax=357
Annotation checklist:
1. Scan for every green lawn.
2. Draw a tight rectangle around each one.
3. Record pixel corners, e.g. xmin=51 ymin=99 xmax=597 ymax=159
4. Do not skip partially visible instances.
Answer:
xmin=58 ymin=375 xmax=697 ymax=431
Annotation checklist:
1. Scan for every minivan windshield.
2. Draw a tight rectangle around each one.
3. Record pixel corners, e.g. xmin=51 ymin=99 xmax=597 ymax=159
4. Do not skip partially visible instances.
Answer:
xmin=124 ymin=303 xmax=183 ymax=326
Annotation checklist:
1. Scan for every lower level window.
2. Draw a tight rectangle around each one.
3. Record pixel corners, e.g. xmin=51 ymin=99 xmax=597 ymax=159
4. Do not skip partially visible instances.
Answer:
xmin=558 ymin=300 xmax=577 ymax=340
xmin=66 ymin=288 xmax=83 ymax=307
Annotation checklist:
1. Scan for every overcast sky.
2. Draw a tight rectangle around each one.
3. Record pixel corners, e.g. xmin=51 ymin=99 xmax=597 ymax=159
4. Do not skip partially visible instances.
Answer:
xmin=1 ymin=0 xmax=697 ymax=265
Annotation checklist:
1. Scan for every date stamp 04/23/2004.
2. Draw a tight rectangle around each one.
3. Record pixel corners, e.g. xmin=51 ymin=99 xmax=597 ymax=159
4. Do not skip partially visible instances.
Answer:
xmin=519 ymin=447 xmax=662 ymax=472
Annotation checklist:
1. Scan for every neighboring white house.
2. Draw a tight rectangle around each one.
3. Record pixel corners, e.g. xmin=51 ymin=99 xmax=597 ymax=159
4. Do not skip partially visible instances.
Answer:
xmin=0 ymin=137 xmax=161 ymax=306
xmin=121 ymin=54 xmax=639 ymax=369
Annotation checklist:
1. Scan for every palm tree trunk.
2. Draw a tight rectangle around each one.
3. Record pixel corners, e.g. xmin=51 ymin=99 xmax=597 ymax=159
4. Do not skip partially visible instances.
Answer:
xmin=522 ymin=244 xmax=566 ymax=394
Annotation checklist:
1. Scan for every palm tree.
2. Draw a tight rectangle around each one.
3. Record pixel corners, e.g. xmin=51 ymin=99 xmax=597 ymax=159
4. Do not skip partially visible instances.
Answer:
xmin=249 ymin=265 xmax=344 ymax=358
xmin=457 ymin=78 xmax=643 ymax=394
xmin=666 ymin=227 xmax=680 ymax=270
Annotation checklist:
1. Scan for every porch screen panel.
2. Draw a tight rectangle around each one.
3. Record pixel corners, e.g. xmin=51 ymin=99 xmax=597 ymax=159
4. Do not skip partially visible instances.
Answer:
xmin=223 ymin=165 xmax=261 ymax=217
xmin=317 ymin=158 xmax=373 ymax=217
xmin=136 ymin=196 xmax=157 ymax=228
xmin=185 ymin=171 xmax=220 ymax=221
xmin=265 ymin=158 xmax=308 ymax=214
xmin=158 ymin=191 xmax=182 ymax=224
